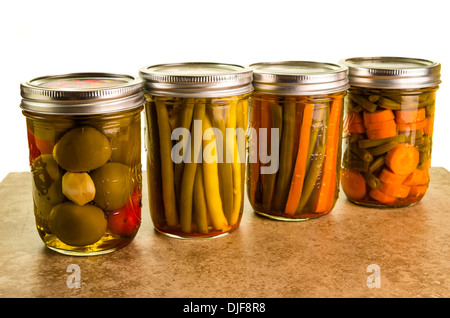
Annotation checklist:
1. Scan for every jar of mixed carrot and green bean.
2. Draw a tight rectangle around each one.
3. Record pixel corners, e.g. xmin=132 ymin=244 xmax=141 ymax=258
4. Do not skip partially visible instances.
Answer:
xmin=139 ymin=62 xmax=252 ymax=238
xmin=248 ymin=61 xmax=349 ymax=220
xmin=20 ymin=73 xmax=144 ymax=255
xmin=340 ymin=57 xmax=441 ymax=208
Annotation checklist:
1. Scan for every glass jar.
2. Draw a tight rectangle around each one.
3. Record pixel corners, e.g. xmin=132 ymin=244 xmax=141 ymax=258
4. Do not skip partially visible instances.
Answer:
xmin=248 ymin=61 xmax=349 ymax=220
xmin=20 ymin=73 xmax=144 ymax=255
xmin=139 ymin=62 xmax=252 ymax=238
xmin=340 ymin=57 xmax=441 ymax=208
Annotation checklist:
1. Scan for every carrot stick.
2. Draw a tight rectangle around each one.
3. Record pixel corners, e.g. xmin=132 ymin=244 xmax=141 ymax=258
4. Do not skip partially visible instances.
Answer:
xmin=385 ymin=144 xmax=419 ymax=175
xmin=341 ymin=169 xmax=367 ymax=201
xmin=315 ymin=98 xmax=342 ymax=212
xmin=284 ymin=103 xmax=314 ymax=215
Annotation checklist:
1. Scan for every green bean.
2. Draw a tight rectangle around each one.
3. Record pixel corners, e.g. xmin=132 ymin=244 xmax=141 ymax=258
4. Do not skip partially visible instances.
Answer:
xmin=368 ymin=156 xmax=385 ymax=173
xmin=262 ymin=102 xmax=282 ymax=210
xmin=367 ymin=140 xmax=399 ymax=156
xmin=208 ymin=106 xmax=233 ymax=223
xmin=179 ymin=100 xmax=205 ymax=233
xmin=306 ymin=104 xmax=326 ymax=173
xmin=368 ymin=95 xmax=381 ymax=103
xmin=362 ymin=172 xmax=382 ymax=190
xmin=349 ymin=93 xmax=378 ymax=112
xmin=155 ymin=99 xmax=179 ymax=227
xmin=193 ymin=163 xmax=209 ymax=234
xmin=174 ymin=98 xmax=194 ymax=210
xmin=350 ymin=145 xmax=374 ymax=162
xmin=377 ymin=96 xmax=402 ymax=110
xmin=295 ymin=107 xmax=329 ymax=214
xmin=273 ymin=98 xmax=297 ymax=211
xmin=358 ymin=135 xmax=398 ymax=149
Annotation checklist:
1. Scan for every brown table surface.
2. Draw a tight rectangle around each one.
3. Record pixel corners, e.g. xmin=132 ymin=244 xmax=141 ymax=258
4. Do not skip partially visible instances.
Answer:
xmin=0 ymin=168 xmax=449 ymax=298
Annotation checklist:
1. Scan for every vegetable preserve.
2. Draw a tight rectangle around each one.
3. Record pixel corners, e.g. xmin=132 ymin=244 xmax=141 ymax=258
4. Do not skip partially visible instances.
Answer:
xmin=340 ymin=57 xmax=441 ymax=208
xmin=248 ymin=61 xmax=349 ymax=220
xmin=140 ymin=62 xmax=252 ymax=238
xmin=20 ymin=73 xmax=144 ymax=255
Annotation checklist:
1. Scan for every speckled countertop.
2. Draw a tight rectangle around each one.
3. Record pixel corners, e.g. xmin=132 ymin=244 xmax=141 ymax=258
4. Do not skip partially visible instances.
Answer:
xmin=0 ymin=168 xmax=449 ymax=298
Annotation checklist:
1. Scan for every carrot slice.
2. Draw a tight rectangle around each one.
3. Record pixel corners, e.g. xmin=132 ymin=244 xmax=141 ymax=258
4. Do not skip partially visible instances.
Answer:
xmin=363 ymin=109 xmax=394 ymax=123
xmin=397 ymin=119 xmax=427 ymax=132
xmin=423 ymin=115 xmax=434 ymax=135
xmin=348 ymin=122 xmax=366 ymax=134
xmin=284 ymin=103 xmax=314 ymax=215
xmin=369 ymin=189 xmax=397 ymax=205
xmin=409 ymin=185 xmax=428 ymax=197
xmin=364 ymin=119 xmax=396 ymax=131
xmin=341 ymin=169 xmax=367 ymax=201
xmin=366 ymin=125 xmax=397 ymax=140
xmin=395 ymin=108 xmax=425 ymax=124
xmin=379 ymin=168 xmax=409 ymax=185
xmin=379 ymin=182 xmax=411 ymax=198
xmin=385 ymin=144 xmax=419 ymax=175
xmin=315 ymin=98 xmax=342 ymax=212
xmin=403 ymin=169 xmax=428 ymax=186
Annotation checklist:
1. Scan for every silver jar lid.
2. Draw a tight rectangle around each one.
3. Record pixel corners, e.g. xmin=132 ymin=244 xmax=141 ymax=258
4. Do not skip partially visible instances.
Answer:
xmin=341 ymin=56 xmax=441 ymax=89
xmin=20 ymin=72 xmax=144 ymax=115
xmin=249 ymin=61 xmax=349 ymax=96
xmin=139 ymin=62 xmax=253 ymax=98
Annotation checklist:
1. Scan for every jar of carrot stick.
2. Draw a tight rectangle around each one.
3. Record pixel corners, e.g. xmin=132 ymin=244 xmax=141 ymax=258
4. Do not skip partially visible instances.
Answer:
xmin=340 ymin=57 xmax=441 ymax=208
xmin=139 ymin=62 xmax=253 ymax=238
xmin=248 ymin=61 xmax=349 ymax=220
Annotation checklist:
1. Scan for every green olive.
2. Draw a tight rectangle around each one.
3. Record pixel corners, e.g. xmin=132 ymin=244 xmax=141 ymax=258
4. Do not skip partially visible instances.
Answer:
xmin=110 ymin=119 xmax=141 ymax=166
xmin=31 ymin=154 xmax=65 ymax=231
xmin=49 ymin=202 xmax=107 ymax=246
xmin=53 ymin=126 xmax=112 ymax=172
xmin=90 ymin=162 xmax=133 ymax=211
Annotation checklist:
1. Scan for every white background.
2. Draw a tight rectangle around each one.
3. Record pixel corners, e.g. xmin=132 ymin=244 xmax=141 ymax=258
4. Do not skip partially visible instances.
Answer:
xmin=1 ymin=0 xmax=449 ymax=181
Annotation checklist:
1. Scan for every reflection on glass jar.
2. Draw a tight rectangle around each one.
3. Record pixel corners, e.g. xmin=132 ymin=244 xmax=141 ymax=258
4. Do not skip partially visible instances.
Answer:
xmin=21 ymin=73 xmax=144 ymax=255
xmin=140 ymin=62 xmax=253 ymax=238
xmin=341 ymin=57 xmax=441 ymax=208
xmin=248 ymin=61 xmax=349 ymax=221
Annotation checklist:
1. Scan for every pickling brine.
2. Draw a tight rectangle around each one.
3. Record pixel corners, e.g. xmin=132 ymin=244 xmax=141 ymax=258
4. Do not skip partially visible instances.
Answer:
xmin=140 ymin=62 xmax=253 ymax=238
xmin=21 ymin=73 xmax=144 ymax=255
xmin=341 ymin=57 xmax=441 ymax=208
xmin=248 ymin=61 xmax=349 ymax=221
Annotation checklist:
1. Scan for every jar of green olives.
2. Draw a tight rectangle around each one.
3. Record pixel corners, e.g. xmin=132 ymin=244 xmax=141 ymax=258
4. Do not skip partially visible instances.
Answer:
xmin=340 ymin=57 xmax=441 ymax=208
xmin=139 ymin=62 xmax=253 ymax=238
xmin=20 ymin=73 xmax=144 ymax=255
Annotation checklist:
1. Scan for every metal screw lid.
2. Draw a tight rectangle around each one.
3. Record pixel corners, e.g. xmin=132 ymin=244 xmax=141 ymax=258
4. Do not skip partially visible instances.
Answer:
xmin=341 ymin=56 xmax=441 ymax=89
xmin=139 ymin=62 xmax=253 ymax=98
xmin=250 ymin=61 xmax=349 ymax=96
xmin=20 ymin=72 xmax=144 ymax=115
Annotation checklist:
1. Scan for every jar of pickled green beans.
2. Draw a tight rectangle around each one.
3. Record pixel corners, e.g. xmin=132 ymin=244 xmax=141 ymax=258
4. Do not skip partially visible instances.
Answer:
xmin=248 ymin=61 xmax=349 ymax=220
xmin=139 ymin=62 xmax=253 ymax=238
xmin=20 ymin=73 xmax=144 ymax=255
xmin=340 ymin=57 xmax=441 ymax=208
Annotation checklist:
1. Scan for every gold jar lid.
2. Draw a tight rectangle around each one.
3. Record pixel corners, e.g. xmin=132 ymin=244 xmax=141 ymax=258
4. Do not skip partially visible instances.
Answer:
xmin=250 ymin=61 xmax=349 ymax=96
xmin=139 ymin=62 xmax=253 ymax=98
xmin=20 ymin=72 xmax=144 ymax=115
xmin=341 ymin=56 xmax=441 ymax=89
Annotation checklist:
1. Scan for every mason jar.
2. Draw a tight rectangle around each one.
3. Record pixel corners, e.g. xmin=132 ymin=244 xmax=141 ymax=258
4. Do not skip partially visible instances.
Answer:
xmin=20 ymin=73 xmax=144 ymax=255
xmin=139 ymin=62 xmax=253 ymax=238
xmin=340 ymin=57 xmax=441 ymax=208
xmin=248 ymin=61 xmax=349 ymax=220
